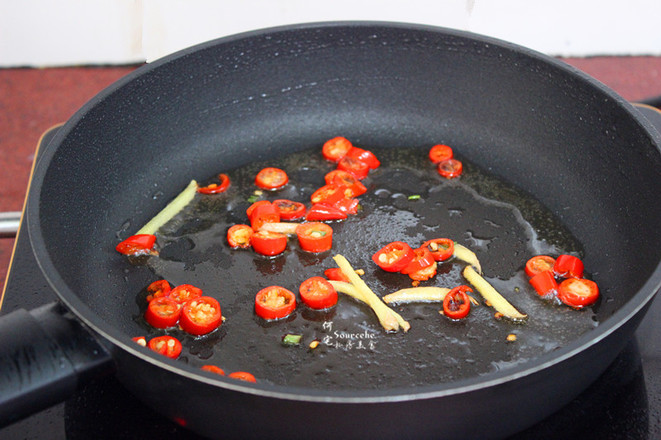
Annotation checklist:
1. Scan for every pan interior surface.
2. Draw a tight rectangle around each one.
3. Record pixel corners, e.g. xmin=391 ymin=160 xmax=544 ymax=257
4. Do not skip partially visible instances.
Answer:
xmin=28 ymin=23 xmax=661 ymax=396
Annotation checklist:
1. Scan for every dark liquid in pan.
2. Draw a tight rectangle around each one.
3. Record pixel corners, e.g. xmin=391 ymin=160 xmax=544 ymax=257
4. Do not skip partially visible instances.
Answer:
xmin=139 ymin=145 xmax=597 ymax=390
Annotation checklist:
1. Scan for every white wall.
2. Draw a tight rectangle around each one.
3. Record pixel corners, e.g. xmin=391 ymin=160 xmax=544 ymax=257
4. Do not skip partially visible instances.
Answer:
xmin=1 ymin=0 xmax=660 ymax=67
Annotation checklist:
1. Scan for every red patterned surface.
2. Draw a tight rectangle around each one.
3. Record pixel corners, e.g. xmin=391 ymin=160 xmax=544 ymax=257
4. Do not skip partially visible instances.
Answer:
xmin=1 ymin=57 xmax=660 ymax=294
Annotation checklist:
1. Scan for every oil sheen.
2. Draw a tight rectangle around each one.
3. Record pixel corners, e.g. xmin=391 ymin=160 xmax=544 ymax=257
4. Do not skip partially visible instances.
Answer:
xmin=141 ymin=145 xmax=598 ymax=390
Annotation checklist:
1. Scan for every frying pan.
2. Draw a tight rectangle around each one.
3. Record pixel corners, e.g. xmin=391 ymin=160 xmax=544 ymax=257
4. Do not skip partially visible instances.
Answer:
xmin=1 ymin=22 xmax=660 ymax=439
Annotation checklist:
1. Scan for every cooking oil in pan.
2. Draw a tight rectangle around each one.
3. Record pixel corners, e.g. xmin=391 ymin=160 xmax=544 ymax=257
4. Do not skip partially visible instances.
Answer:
xmin=139 ymin=144 xmax=598 ymax=390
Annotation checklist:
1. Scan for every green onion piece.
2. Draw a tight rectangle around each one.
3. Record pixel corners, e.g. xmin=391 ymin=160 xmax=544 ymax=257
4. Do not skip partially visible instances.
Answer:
xmin=408 ymin=195 xmax=421 ymax=200
xmin=136 ymin=180 xmax=197 ymax=235
xmin=247 ymin=194 xmax=260 ymax=203
xmin=282 ymin=334 xmax=302 ymax=346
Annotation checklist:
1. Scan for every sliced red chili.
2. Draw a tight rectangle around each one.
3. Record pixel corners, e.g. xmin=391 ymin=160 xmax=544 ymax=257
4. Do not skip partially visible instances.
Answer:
xmin=442 ymin=285 xmax=472 ymax=319
xmin=337 ymin=156 xmax=370 ymax=180
xmin=148 ymin=335 xmax=182 ymax=359
xmin=296 ymin=222 xmax=333 ymax=252
xmin=306 ymin=203 xmax=348 ymax=222
xmin=168 ymin=284 xmax=203 ymax=304
xmin=246 ymin=200 xmax=271 ymax=218
xmin=197 ymin=173 xmax=230 ymax=194
xmin=324 ymin=267 xmax=349 ymax=282
xmin=255 ymin=286 xmax=297 ymax=320
xmin=115 ymin=234 xmax=156 ymax=256
xmin=227 ymin=224 xmax=254 ymax=248
xmin=558 ymin=278 xmax=599 ymax=309
xmin=322 ymin=136 xmax=353 ymax=162
xmin=228 ymin=371 xmax=257 ymax=382
xmin=346 ymin=146 xmax=380 ymax=170
xmin=249 ymin=202 xmax=280 ymax=231
xmin=273 ymin=199 xmax=307 ymax=221
xmin=146 ymin=279 xmax=171 ymax=302
xmin=255 ymin=167 xmax=289 ymax=190
xmin=401 ymin=247 xmax=435 ymax=275
xmin=333 ymin=198 xmax=359 ymax=215
xmin=324 ymin=170 xmax=368 ymax=197
xmin=553 ymin=255 xmax=584 ymax=279
xmin=180 ymin=296 xmax=222 ymax=336
xmin=525 ymin=255 xmax=557 ymax=278
xmin=428 ymin=144 xmax=454 ymax=163
xmin=201 ymin=365 xmax=225 ymax=375
xmin=250 ymin=230 xmax=287 ymax=256
xmin=529 ymin=270 xmax=559 ymax=297
xmin=132 ymin=336 xmax=147 ymax=346
xmin=145 ymin=297 xmax=182 ymax=329
xmin=372 ymin=241 xmax=415 ymax=272
xmin=422 ymin=238 xmax=455 ymax=262
xmin=408 ymin=261 xmax=438 ymax=281
xmin=437 ymin=158 xmax=463 ymax=179
xmin=299 ymin=276 xmax=338 ymax=310
xmin=310 ymin=184 xmax=351 ymax=205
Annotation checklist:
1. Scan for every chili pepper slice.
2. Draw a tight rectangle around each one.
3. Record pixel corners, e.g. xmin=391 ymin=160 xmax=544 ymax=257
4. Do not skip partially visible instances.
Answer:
xmin=372 ymin=241 xmax=415 ymax=272
xmin=558 ymin=278 xmax=599 ymax=309
xmin=306 ymin=203 xmax=348 ymax=222
xmin=146 ymin=279 xmax=172 ymax=302
xmin=180 ymin=296 xmax=222 ymax=335
xmin=145 ymin=297 xmax=182 ymax=329
xmin=337 ymin=156 xmax=370 ymax=180
xmin=553 ymin=255 xmax=584 ymax=279
xmin=324 ymin=170 xmax=368 ymax=197
xmin=525 ymin=255 xmax=557 ymax=278
xmin=401 ymin=247 xmax=435 ymax=275
xmin=201 ymin=365 xmax=225 ymax=375
xmin=299 ymin=276 xmax=338 ymax=310
xmin=249 ymin=202 xmax=280 ymax=231
xmin=132 ymin=336 xmax=147 ymax=346
xmin=422 ymin=238 xmax=455 ymax=262
xmin=310 ymin=184 xmax=351 ymax=205
xmin=255 ymin=167 xmax=289 ymax=190
xmin=148 ymin=335 xmax=182 ymax=359
xmin=437 ymin=158 xmax=463 ymax=179
xmin=324 ymin=267 xmax=350 ymax=282
xmin=529 ymin=270 xmax=559 ymax=297
xmin=227 ymin=224 xmax=254 ymax=248
xmin=346 ymin=146 xmax=380 ymax=170
xmin=273 ymin=199 xmax=307 ymax=221
xmin=255 ymin=286 xmax=297 ymax=320
xmin=116 ymin=234 xmax=156 ymax=256
xmin=168 ymin=284 xmax=203 ymax=304
xmin=246 ymin=200 xmax=271 ymax=218
xmin=251 ymin=230 xmax=288 ymax=256
xmin=322 ymin=136 xmax=353 ymax=162
xmin=428 ymin=144 xmax=454 ymax=163
xmin=228 ymin=371 xmax=257 ymax=382
xmin=442 ymin=285 xmax=472 ymax=319
xmin=197 ymin=173 xmax=231 ymax=194
xmin=296 ymin=222 xmax=333 ymax=252
xmin=408 ymin=261 xmax=438 ymax=281
xmin=334 ymin=197 xmax=359 ymax=215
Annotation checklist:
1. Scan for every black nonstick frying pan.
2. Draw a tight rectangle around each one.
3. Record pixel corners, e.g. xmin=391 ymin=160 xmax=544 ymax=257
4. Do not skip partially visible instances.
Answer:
xmin=1 ymin=22 xmax=660 ymax=439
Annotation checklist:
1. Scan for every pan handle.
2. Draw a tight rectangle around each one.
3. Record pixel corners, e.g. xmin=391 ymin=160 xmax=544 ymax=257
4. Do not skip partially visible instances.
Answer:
xmin=0 ymin=211 xmax=20 ymax=238
xmin=0 ymin=302 xmax=114 ymax=427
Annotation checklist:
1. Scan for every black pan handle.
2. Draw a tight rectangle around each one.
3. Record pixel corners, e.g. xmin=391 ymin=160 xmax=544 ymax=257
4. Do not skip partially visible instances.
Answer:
xmin=0 ymin=302 xmax=114 ymax=427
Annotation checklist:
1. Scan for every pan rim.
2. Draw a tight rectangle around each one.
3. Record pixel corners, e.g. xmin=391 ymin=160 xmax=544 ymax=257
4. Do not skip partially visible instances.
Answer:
xmin=26 ymin=20 xmax=661 ymax=402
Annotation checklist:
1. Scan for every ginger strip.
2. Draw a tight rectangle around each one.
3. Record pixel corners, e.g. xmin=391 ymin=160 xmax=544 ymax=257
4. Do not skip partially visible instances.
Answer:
xmin=383 ymin=287 xmax=450 ymax=304
xmin=258 ymin=222 xmax=300 ymax=235
xmin=332 ymin=254 xmax=410 ymax=332
xmin=329 ymin=280 xmax=410 ymax=331
xmin=137 ymin=180 xmax=198 ymax=235
xmin=463 ymin=266 xmax=527 ymax=321
xmin=453 ymin=243 xmax=482 ymax=274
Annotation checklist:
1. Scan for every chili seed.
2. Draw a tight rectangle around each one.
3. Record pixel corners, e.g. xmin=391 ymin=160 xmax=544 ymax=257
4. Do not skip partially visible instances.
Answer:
xmin=507 ymin=334 xmax=517 ymax=342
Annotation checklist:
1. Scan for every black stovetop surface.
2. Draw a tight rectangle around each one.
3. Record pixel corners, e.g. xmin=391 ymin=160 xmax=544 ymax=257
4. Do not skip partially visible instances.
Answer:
xmin=2 ymin=106 xmax=661 ymax=439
